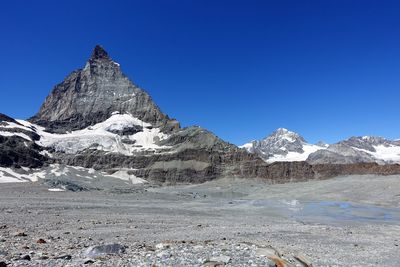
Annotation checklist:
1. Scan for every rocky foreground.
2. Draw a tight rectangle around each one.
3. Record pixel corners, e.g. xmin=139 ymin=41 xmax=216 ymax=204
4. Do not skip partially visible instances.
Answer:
xmin=1 ymin=175 xmax=400 ymax=267
xmin=0 ymin=236 xmax=307 ymax=267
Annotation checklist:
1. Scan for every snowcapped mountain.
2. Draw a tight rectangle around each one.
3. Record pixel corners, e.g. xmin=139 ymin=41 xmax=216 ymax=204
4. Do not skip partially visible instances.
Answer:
xmin=240 ymin=128 xmax=326 ymax=163
xmin=242 ymin=129 xmax=400 ymax=164
xmin=2 ymin=45 xmax=400 ymax=185
xmin=29 ymin=45 xmax=179 ymax=133
xmin=308 ymin=136 xmax=400 ymax=164
xmin=0 ymin=45 xmax=259 ymax=184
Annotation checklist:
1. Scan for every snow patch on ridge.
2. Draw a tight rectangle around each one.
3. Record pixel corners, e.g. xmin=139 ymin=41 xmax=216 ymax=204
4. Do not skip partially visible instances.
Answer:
xmin=265 ymin=143 xmax=323 ymax=163
xmin=0 ymin=164 xmax=148 ymax=185
xmin=0 ymin=131 xmax=32 ymax=141
xmin=106 ymin=170 xmax=147 ymax=184
xmin=0 ymin=167 xmax=40 ymax=183
xmin=353 ymin=144 xmax=400 ymax=163
xmin=239 ymin=142 xmax=254 ymax=150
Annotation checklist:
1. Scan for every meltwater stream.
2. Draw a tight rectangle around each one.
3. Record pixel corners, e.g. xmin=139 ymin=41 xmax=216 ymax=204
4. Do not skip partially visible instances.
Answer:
xmin=236 ymin=199 xmax=400 ymax=224
xmin=297 ymin=201 xmax=400 ymax=224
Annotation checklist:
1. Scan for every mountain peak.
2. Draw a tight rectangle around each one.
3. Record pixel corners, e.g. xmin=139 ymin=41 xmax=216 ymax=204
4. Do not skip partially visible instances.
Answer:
xmin=30 ymin=46 xmax=175 ymax=133
xmin=269 ymin=128 xmax=305 ymax=142
xmin=90 ymin=45 xmax=109 ymax=60
xmin=273 ymin=128 xmax=290 ymax=135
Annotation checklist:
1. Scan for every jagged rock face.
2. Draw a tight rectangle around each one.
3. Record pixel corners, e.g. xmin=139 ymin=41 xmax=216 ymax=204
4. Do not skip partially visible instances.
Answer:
xmin=30 ymin=45 xmax=179 ymax=133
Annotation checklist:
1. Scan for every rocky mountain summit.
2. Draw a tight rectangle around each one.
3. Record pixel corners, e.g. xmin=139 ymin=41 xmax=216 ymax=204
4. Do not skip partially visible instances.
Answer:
xmin=29 ymin=45 xmax=178 ymax=133
xmin=241 ymin=128 xmax=323 ymax=163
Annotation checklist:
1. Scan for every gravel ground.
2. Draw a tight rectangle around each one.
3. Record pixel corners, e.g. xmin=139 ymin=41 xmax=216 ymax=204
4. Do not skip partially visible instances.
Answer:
xmin=0 ymin=175 xmax=400 ymax=266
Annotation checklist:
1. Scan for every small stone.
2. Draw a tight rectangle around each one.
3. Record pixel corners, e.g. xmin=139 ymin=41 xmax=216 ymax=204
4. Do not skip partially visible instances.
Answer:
xmin=294 ymin=254 xmax=313 ymax=267
xmin=267 ymin=256 xmax=289 ymax=267
xmin=209 ymin=255 xmax=231 ymax=264
xmin=155 ymin=243 xmax=169 ymax=250
xmin=20 ymin=254 xmax=31 ymax=261
xmin=156 ymin=251 xmax=170 ymax=259
xmin=55 ymin=254 xmax=72 ymax=260
xmin=14 ymin=232 xmax=27 ymax=237
xmin=256 ymin=247 xmax=278 ymax=257
xmin=84 ymin=259 xmax=95 ymax=264
xmin=0 ymin=225 xmax=7 ymax=229
xmin=37 ymin=238 xmax=47 ymax=244
xmin=203 ymin=261 xmax=225 ymax=267
xmin=0 ymin=262 xmax=7 ymax=267
xmin=85 ymin=244 xmax=125 ymax=258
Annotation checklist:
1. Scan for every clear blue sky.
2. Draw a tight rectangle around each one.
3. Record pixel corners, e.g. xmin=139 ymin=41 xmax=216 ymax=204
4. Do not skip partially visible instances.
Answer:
xmin=1 ymin=0 xmax=399 ymax=145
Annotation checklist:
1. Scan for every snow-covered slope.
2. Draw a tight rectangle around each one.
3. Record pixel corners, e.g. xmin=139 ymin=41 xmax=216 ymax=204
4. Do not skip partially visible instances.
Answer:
xmin=0 ymin=112 xmax=171 ymax=183
xmin=0 ymin=164 xmax=147 ymax=188
xmin=240 ymin=128 xmax=327 ymax=163
xmin=5 ymin=112 xmax=170 ymax=156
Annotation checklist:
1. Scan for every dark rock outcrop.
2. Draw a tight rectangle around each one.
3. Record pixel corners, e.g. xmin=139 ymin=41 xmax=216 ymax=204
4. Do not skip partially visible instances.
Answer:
xmin=0 ymin=114 xmax=49 ymax=168
xmin=0 ymin=135 xmax=47 ymax=168
xmin=313 ymin=163 xmax=400 ymax=178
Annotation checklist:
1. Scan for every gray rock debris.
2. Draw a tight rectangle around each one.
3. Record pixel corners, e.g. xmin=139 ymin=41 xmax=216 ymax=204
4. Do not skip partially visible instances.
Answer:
xmin=84 ymin=243 xmax=125 ymax=258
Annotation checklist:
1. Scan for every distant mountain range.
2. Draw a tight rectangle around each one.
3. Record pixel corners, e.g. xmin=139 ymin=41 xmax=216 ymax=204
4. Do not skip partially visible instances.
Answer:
xmin=241 ymin=128 xmax=400 ymax=164
xmin=1 ymin=46 xmax=400 ymax=185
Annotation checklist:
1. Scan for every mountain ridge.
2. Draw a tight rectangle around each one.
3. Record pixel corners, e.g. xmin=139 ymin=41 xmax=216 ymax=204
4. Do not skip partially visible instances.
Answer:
xmin=242 ymin=128 xmax=400 ymax=164
xmin=1 ymin=45 xmax=400 ymax=185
